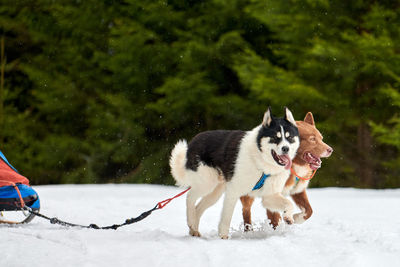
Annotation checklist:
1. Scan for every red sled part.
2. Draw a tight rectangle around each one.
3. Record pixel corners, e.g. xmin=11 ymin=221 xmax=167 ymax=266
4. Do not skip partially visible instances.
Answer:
xmin=0 ymin=154 xmax=29 ymax=187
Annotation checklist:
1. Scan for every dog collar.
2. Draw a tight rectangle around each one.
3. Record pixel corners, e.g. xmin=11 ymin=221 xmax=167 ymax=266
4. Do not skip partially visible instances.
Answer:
xmin=252 ymin=173 xmax=271 ymax=191
xmin=290 ymin=168 xmax=317 ymax=181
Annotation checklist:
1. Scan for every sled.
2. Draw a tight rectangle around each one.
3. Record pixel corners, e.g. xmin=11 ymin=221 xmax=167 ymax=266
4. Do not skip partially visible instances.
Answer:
xmin=0 ymin=151 xmax=40 ymax=224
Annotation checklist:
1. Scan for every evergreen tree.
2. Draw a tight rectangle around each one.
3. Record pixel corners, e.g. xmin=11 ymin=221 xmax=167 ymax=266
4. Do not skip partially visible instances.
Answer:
xmin=247 ymin=0 xmax=400 ymax=187
xmin=0 ymin=0 xmax=398 ymax=187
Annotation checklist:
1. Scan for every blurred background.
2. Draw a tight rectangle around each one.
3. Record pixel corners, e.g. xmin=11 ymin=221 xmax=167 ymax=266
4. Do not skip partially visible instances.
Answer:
xmin=0 ymin=0 xmax=399 ymax=188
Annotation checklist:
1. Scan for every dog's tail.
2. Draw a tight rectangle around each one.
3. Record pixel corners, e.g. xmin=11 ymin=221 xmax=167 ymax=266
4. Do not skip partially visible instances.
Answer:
xmin=170 ymin=140 xmax=188 ymax=186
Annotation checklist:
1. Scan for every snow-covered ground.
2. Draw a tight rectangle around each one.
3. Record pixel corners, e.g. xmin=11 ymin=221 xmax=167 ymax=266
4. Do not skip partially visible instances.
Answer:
xmin=1 ymin=184 xmax=399 ymax=267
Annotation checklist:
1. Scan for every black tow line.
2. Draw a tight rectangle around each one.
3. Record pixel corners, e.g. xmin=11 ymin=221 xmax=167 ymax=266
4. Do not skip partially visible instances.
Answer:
xmin=23 ymin=205 xmax=158 ymax=230
xmin=23 ymin=187 xmax=191 ymax=230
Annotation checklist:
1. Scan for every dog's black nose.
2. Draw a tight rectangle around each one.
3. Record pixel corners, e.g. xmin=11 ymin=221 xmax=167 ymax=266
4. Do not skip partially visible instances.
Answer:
xmin=282 ymin=146 xmax=289 ymax=154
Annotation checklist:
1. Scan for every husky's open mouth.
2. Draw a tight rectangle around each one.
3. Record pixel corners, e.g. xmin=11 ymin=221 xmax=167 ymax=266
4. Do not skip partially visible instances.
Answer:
xmin=271 ymin=150 xmax=292 ymax=170
xmin=303 ymin=152 xmax=322 ymax=170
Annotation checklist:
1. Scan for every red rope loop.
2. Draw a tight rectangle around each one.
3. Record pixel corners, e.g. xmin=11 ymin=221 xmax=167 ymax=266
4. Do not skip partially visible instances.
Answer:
xmin=0 ymin=180 xmax=25 ymax=208
xmin=157 ymin=187 xmax=191 ymax=209
xmin=290 ymin=168 xmax=317 ymax=181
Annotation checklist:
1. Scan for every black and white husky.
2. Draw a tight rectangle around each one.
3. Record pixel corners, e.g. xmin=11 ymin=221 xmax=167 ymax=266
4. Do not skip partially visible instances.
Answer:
xmin=170 ymin=107 xmax=300 ymax=239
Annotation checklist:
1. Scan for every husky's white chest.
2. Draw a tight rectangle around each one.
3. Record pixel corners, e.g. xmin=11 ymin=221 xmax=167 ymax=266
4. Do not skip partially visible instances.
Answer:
xmin=248 ymin=170 xmax=290 ymax=197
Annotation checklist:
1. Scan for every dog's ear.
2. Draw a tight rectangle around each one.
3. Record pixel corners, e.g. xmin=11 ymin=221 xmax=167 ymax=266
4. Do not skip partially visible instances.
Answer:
xmin=262 ymin=107 xmax=272 ymax=127
xmin=284 ymin=107 xmax=296 ymax=126
xmin=304 ymin=112 xmax=315 ymax=126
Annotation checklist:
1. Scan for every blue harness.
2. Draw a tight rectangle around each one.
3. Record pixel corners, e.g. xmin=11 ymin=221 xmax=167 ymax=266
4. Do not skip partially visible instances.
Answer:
xmin=252 ymin=173 xmax=271 ymax=191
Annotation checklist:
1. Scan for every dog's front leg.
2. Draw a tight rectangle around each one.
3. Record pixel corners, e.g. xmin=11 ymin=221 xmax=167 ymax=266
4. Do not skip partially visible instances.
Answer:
xmin=240 ymin=195 xmax=254 ymax=231
xmin=266 ymin=209 xmax=281 ymax=229
xmin=262 ymin=193 xmax=294 ymax=224
xmin=291 ymin=190 xmax=313 ymax=224
xmin=218 ymin=192 xmax=239 ymax=239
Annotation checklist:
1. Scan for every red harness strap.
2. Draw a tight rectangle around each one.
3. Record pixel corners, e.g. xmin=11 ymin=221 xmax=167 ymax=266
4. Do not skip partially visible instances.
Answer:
xmin=157 ymin=187 xmax=191 ymax=209
xmin=290 ymin=168 xmax=317 ymax=181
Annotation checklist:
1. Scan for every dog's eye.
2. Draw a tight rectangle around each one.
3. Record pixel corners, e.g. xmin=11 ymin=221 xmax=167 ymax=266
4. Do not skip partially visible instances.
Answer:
xmin=309 ymin=136 xmax=316 ymax=142
xmin=286 ymin=136 xmax=295 ymax=143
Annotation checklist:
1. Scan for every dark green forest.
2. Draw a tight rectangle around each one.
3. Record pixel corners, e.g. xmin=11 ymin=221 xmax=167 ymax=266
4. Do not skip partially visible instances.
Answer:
xmin=0 ymin=0 xmax=399 ymax=188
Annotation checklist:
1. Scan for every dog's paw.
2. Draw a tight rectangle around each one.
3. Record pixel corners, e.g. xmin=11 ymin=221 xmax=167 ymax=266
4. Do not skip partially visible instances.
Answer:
xmin=244 ymin=224 xmax=253 ymax=232
xmin=220 ymin=234 xmax=229 ymax=239
xmin=269 ymin=221 xmax=279 ymax=230
xmin=283 ymin=216 xmax=294 ymax=225
xmin=189 ymin=228 xmax=201 ymax=237
xmin=293 ymin=213 xmax=306 ymax=224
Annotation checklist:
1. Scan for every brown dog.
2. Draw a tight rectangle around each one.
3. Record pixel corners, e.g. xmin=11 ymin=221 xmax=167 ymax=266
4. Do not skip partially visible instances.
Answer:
xmin=240 ymin=112 xmax=333 ymax=230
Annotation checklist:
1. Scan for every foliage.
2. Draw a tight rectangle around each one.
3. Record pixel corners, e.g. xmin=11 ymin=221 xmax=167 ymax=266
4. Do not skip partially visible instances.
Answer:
xmin=0 ymin=0 xmax=399 ymax=187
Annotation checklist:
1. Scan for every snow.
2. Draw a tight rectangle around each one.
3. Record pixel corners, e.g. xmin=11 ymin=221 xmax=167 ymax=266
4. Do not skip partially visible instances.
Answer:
xmin=1 ymin=184 xmax=399 ymax=267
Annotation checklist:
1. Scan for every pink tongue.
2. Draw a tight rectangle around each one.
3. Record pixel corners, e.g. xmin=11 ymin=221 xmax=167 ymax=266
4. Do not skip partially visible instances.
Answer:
xmin=280 ymin=155 xmax=292 ymax=170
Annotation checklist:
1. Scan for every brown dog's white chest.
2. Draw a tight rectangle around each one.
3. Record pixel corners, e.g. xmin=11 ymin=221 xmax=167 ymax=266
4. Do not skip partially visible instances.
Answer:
xmin=282 ymin=164 xmax=313 ymax=196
